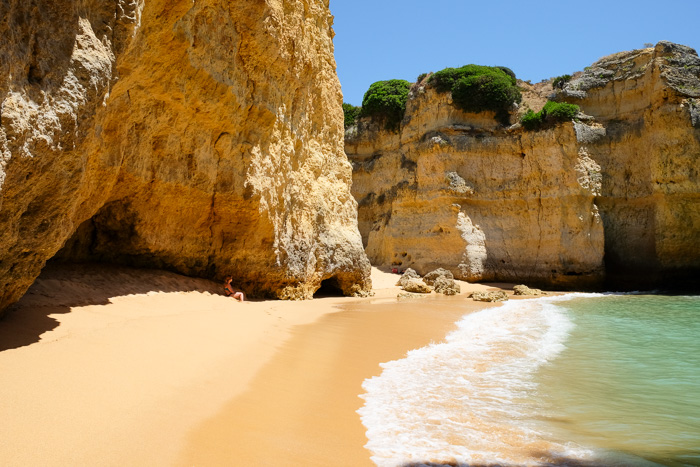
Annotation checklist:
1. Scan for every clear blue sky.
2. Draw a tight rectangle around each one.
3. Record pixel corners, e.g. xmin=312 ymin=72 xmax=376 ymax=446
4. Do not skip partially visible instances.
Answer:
xmin=331 ymin=0 xmax=700 ymax=106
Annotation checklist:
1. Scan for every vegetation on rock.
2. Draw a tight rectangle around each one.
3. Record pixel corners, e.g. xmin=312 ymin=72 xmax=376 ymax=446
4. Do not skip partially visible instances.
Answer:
xmin=360 ymin=79 xmax=411 ymax=131
xmin=429 ymin=64 xmax=521 ymax=123
xmin=342 ymin=102 xmax=361 ymax=128
xmin=552 ymin=74 xmax=572 ymax=89
xmin=521 ymin=101 xmax=580 ymax=130
xmin=496 ymin=66 xmax=516 ymax=81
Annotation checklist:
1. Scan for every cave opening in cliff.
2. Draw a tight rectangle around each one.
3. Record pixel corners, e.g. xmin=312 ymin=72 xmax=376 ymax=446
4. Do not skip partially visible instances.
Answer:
xmin=49 ymin=201 xmax=141 ymax=267
xmin=314 ymin=276 xmax=344 ymax=298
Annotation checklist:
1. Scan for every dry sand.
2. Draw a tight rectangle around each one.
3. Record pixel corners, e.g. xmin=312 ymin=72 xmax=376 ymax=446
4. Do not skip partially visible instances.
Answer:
xmin=0 ymin=264 xmax=510 ymax=466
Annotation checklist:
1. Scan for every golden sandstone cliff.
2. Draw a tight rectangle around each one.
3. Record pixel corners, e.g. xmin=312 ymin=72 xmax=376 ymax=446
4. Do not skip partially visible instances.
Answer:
xmin=0 ymin=0 xmax=372 ymax=313
xmin=347 ymin=42 xmax=700 ymax=289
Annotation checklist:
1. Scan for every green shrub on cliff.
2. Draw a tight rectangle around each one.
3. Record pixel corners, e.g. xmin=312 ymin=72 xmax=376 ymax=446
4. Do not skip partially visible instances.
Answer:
xmin=552 ymin=74 xmax=572 ymax=89
xmin=543 ymin=101 xmax=579 ymax=120
xmin=360 ymin=79 xmax=411 ymax=131
xmin=343 ymin=102 xmax=361 ymax=128
xmin=429 ymin=64 xmax=521 ymax=124
xmin=521 ymin=109 xmax=542 ymax=130
xmin=521 ymin=101 xmax=580 ymax=130
xmin=496 ymin=66 xmax=516 ymax=81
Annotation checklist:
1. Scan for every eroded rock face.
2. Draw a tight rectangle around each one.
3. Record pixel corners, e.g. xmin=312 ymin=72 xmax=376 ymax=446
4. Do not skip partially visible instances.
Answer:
xmin=348 ymin=87 xmax=605 ymax=288
xmin=0 ymin=0 xmax=371 ymax=313
xmin=347 ymin=42 xmax=700 ymax=289
xmin=559 ymin=42 xmax=700 ymax=287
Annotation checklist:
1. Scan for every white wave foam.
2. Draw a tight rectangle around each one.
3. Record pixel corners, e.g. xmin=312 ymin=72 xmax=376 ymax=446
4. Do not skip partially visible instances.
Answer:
xmin=358 ymin=294 xmax=600 ymax=467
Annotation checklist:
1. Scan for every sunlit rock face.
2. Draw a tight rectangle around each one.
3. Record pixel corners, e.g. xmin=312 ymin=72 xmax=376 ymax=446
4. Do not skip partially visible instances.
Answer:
xmin=0 ymin=0 xmax=372 ymax=313
xmin=347 ymin=42 xmax=700 ymax=289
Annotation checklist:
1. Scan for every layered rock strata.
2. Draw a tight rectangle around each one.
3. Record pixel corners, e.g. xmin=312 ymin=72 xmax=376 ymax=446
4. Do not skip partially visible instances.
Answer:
xmin=347 ymin=42 xmax=700 ymax=289
xmin=0 ymin=0 xmax=371 ymax=313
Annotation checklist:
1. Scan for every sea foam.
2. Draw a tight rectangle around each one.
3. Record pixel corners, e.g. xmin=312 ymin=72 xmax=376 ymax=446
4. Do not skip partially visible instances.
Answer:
xmin=358 ymin=294 xmax=601 ymax=467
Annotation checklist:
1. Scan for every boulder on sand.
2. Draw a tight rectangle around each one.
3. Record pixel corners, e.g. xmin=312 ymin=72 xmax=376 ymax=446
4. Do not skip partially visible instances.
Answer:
xmin=470 ymin=291 xmax=509 ymax=302
xmin=402 ymin=278 xmax=433 ymax=294
xmin=396 ymin=268 xmax=421 ymax=287
xmin=513 ymin=285 xmax=544 ymax=296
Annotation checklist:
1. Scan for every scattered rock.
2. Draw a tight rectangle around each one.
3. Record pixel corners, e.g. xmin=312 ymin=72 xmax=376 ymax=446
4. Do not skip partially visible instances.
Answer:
xmin=423 ymin=268 xmax=454 ymax=285
xmin=422 ymin=268 xmax=460 ymax=295
xmin=397 ymin=291 xmax=429 ymax=300
xmin=402 ymin=278 xmax=433 ymax=294
xmin=433 ymin=276 xmax=460 ymax=296
xmin=395 ymin=268 xmax=420 ymax=287
xmin=513 ymin=285 xmax=544 ymax=296
xmin=470 ymin=291 xmax=509 ymax=302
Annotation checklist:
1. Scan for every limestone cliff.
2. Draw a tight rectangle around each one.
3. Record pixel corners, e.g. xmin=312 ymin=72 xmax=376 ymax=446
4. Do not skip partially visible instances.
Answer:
xmin=0 ymin=0 xmax=372 ymax=314
xmin=347 ymin=42 xmax=700 ymax=289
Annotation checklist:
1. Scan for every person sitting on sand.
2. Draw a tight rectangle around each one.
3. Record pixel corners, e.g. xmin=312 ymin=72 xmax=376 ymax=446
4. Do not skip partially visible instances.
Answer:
xmin=224 ymin=276 xmax=245 ymax=302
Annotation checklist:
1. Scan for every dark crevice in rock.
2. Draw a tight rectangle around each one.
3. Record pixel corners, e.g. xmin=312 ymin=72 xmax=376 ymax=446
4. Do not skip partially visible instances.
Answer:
xmin=313 ymin=276 xmax=344 ymax=298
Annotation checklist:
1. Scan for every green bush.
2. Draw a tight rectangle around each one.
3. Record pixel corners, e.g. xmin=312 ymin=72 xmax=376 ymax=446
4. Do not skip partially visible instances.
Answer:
xmin=452 ymin=73 xmax=521 ymax=114
xmin=416 ymin=73 xmax=428 ymax=83
xmin=429 ymin=64 xmax=521 ymax=123
xmin=552 ymin=74 xmax=572 ymax=89
xmin=342 ymin=103 xmax=361 ymax=128
xmin=520 ymin=101 xmax=580 ymax=130
xmin=496 ymin=66 xmax=516 ymax=81
xmin=542 ymin=101 xmax=579 ymax=120
xmin=360 ymin=79 xmax=411 ymax=131
xmin=521 ymin=109 xmax=541 ymax=130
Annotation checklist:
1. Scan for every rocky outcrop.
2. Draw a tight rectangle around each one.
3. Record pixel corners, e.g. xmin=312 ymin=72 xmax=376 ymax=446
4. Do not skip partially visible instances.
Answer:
xmin=433 ymin=276 xmax=460 ymax=296
xmin=422 ymin=267 xmax=453 ymax=285
xmin=512 ymin=285 xmax=543 ymax=296
xmin=395 ymin=268 xmax=420 ymax=287
xmin=348 ymin=90 xmax=605 ymax=288
xmin=402 ymin=278 xmax=432 ymax=294
xmin=471 ymin=291 xmax=509 ymax=302
xmin=423 ymin=268 xmax=460 ymax=295
xmin=347 ymin=41 xmax=700 ymax=289
xmin=0 ymin=0 xmax=371 ymax=313
xmin=558 ymin=42 xmax=700 ymax=288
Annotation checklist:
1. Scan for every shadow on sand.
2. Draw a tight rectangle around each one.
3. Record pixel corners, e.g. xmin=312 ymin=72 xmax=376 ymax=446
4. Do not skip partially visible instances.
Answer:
xmin=0 ymin=262 xmax=225 ymax=353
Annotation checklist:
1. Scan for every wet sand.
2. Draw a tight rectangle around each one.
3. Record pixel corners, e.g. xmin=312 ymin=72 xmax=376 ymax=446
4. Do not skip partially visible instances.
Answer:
xmin=0 ymin=264 xmax=506 ymax=466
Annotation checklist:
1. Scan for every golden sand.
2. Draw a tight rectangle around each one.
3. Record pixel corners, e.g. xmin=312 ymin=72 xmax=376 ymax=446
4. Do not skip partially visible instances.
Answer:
xmin=0 ymin=264 xmax=505 ymax=466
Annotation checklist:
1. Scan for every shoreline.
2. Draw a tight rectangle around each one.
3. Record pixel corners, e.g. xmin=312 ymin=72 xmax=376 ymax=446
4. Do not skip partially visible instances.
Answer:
xmin=0 ymin=263 xmax=510 ymax=466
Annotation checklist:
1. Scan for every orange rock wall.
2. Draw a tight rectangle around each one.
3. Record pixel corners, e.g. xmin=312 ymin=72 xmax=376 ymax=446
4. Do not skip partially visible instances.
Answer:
xmin=0 ymin=0 xmax=371 ymax=313
xmin=347 ymin=42 xmax=700 ymax=289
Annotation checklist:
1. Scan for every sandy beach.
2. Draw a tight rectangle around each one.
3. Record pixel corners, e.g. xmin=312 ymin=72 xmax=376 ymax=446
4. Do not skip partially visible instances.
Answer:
xmin=0 ymin=263 xmax=508 ymax=466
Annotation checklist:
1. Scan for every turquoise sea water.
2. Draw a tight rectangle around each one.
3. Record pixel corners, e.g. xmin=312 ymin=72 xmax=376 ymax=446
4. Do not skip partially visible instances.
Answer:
xmin=535 ymin=295 xmax=700 ymax=466
xmin=359 ymin=294 xmax=700 ymax=466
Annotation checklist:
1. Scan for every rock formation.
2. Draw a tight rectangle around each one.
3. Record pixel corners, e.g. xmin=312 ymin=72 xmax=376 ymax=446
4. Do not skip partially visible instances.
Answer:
xmin=471 ymin=291 xmax=509 ymax=302
xmin=422 ymin=268 xmax=460 ymax=295
xmin=401 ymin=278 xmax=432 ymax=294
xmin=0 ymin=0 xmax=372 ymax=314
xmin=347 ymin=41 xmax=700 ymax=289
xmin=395 ymin=267 xmax=420 ymax=287
xmin=512 ymin=285 xmax=543 ymax=296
